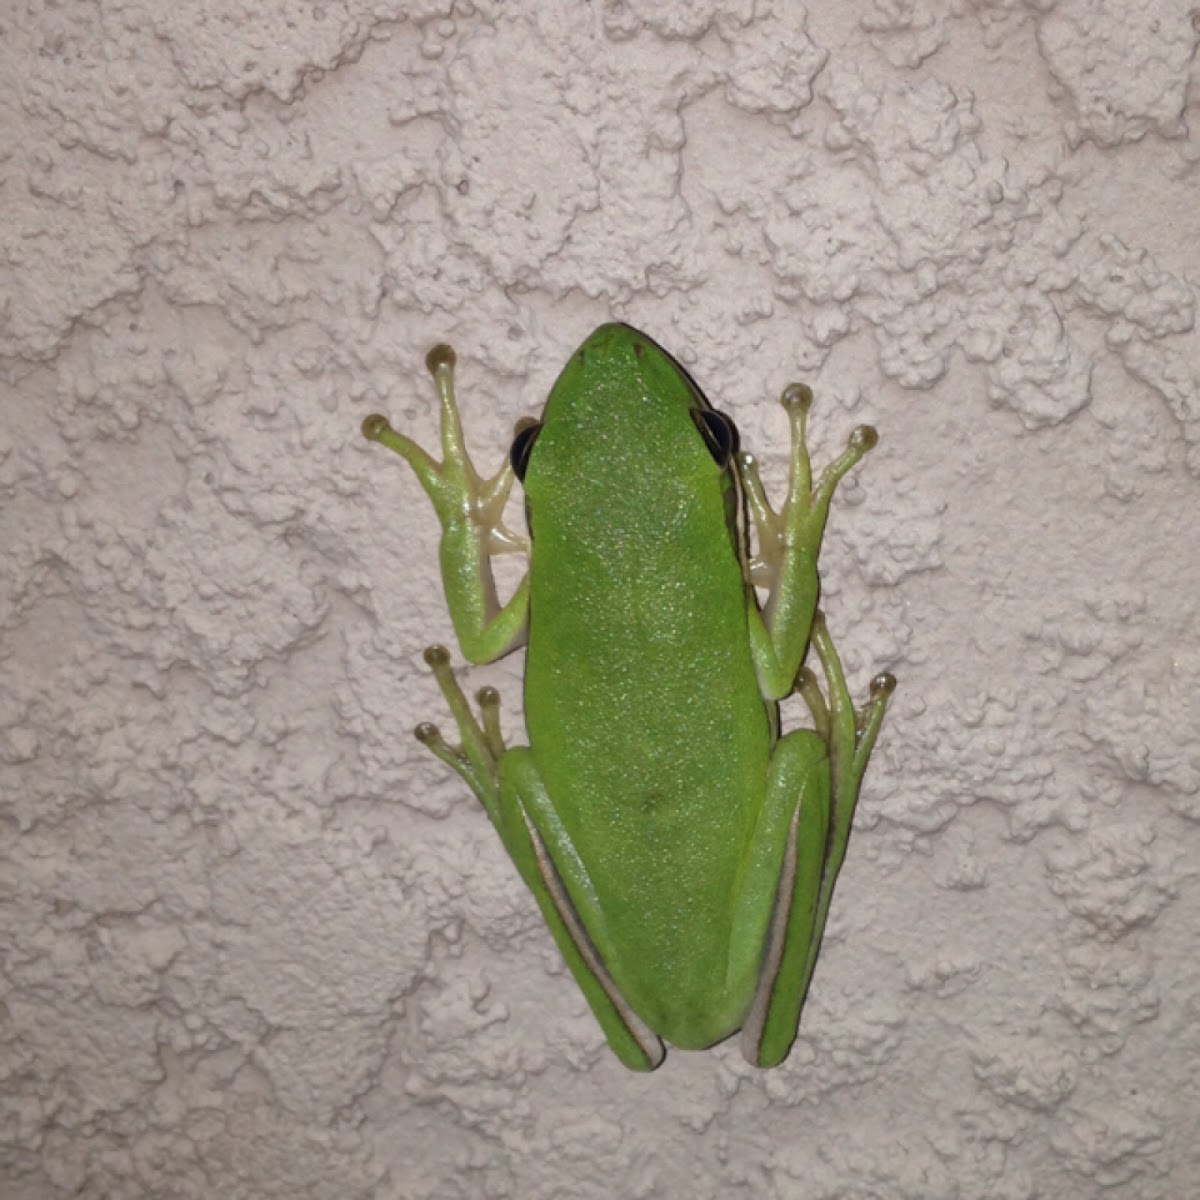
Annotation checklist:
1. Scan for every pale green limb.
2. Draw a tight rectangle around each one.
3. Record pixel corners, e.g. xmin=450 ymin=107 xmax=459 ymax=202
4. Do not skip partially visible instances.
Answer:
xmin=414 ymin=647 xmax=664 ymax=1070
xmin=498 ymin=752 xmax=666 ymax=1071
xmin=793 ymin=614 xmax=895 ymax=1030
xmin=742 ymin=615 xmax=895 ymax=1067
xmin=362 ymin=345 xmax=530 ymax=664
xmin=734 ymin=729 xmax=831 ymax=1067
xmin=743 ymin=383 xmax=878 ymax=700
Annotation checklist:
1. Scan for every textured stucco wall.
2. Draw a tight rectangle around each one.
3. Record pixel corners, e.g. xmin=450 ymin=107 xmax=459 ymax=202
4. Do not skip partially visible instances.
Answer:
xmin=2 ymin=2 xmax=1199 ymax=1197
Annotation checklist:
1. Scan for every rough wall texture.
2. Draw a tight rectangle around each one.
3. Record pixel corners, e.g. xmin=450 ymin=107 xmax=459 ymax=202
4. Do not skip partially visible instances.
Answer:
xmin=2 ymin=1 xmax=1198 ymax=1197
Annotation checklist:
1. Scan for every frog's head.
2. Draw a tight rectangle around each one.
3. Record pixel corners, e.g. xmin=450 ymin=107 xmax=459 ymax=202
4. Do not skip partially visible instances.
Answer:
xmin=512 ymin=323 xmax=738 ymax=495
xmin=511 ymin=323 xmax=741 ymax=558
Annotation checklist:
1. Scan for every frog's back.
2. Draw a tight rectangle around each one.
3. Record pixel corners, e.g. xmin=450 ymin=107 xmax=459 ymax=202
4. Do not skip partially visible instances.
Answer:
xmin=520 ymin=325 xmax=772 ymax=1045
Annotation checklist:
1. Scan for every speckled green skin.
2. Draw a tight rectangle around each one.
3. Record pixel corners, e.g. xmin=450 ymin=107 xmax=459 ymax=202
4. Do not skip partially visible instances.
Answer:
xmin=519 ymin=330 xmax=781 ymax=1047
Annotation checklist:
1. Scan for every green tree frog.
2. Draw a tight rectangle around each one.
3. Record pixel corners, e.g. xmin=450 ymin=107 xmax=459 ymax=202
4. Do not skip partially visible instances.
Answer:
xmin=361 ymin=324 xmax=894 ymax=1070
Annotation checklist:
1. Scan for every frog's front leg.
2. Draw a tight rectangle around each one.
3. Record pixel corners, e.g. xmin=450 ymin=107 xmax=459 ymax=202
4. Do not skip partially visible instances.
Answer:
xmin=416 ymin=646 xmax=665 ymax=1072
xmin=738 ymin=619 xmax=896 ymax=1068
xmin=743 ymin=383 xmax=878 ymax=699
xmin=362 ymin=345 xmax=530 ymax=664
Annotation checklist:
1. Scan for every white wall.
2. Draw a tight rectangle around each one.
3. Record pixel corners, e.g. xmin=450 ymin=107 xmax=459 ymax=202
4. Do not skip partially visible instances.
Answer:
xmin=2 ymin=1 xmax=1198 ymax=1197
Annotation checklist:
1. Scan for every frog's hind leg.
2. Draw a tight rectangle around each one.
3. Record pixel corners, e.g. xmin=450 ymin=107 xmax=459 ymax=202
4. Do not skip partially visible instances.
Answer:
xmin=413 ymin=648 xmax=663 ymax=1069
xmin=736 ymin=729 xmax=832 ymax=1068
xmin=497 ymin=751 xmax=666 ymax=1071
xmin=739 ymin=616 xmax=895 ymax=1068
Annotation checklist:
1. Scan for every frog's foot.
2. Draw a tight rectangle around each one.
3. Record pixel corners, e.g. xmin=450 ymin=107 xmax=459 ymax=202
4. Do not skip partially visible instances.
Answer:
xmin=800 ymin=612 xmax=895 ymax=881
xmin=796 ymin=618 xmax=895 ymax=781
xmin=413 ymin=645 xmax=507 ymax=820
xmin=808 ymin=614 xmax=894 ymax=780
xmin=740 ymin=384 xmax=877 ymax=592
xmin=362 ymin=346 xmax=527 ymax=557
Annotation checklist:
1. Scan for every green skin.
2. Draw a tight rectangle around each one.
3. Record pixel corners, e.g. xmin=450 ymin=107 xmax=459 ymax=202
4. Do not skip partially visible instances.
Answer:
xmin=362 ymin=324 xmax=894 ymax=1070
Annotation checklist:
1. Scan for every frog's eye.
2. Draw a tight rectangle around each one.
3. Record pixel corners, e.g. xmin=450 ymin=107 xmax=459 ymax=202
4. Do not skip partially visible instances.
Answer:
xmin=691 ymin=409 xmax=738 ymax=469
xmin=509 ymin=420 xmax=542 ymax=482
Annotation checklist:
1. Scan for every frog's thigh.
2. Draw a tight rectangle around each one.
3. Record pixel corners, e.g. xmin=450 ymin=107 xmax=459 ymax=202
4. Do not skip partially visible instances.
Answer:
xmin=496 ymin=749 xmax=666 ymax=1071
xmin=733 ymin=729 xmax=832 ymax=1068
